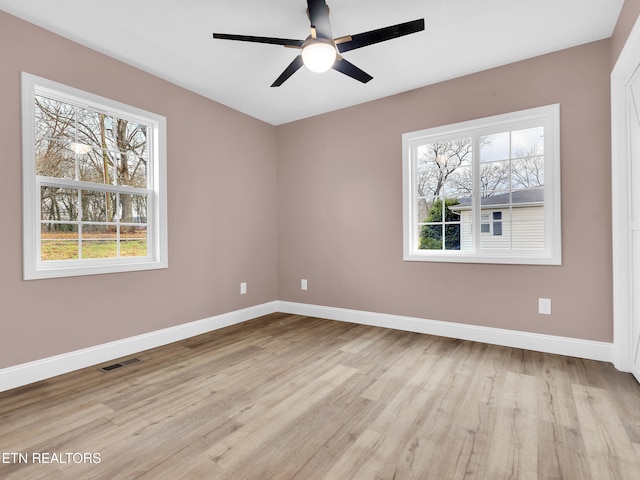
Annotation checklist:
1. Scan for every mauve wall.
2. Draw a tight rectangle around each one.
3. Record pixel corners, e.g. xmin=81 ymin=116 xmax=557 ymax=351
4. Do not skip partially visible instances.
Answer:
xmin=277 ymin=39 xmax=613 ymax=341
xmin=0 ymin=11 xmax=278 ymax=369
xmin=612 ymin=0 xmax=640 ymax=64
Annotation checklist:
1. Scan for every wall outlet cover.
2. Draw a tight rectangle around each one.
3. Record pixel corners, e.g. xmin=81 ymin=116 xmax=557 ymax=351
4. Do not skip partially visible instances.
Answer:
xmin=539 ymin=297 xmax=551 ymax=315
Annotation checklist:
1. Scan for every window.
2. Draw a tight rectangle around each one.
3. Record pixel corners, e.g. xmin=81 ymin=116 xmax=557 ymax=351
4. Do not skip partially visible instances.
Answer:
xmin=480 ymin=214 xmax=490 ymax=233
xmin=402 ymin=104 xmax=561 ymax=265
xmin=492 ymin=212 xmax=502 ymax=236
xmin=21 ymin=73 xmax=168 ymax=279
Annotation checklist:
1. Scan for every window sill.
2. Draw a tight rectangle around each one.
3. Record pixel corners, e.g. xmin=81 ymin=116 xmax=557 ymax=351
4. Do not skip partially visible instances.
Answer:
xmin=24 ymin=259 xmax=168 ymax=280
xmin=403 ymin=250 xmax=561 ymax=266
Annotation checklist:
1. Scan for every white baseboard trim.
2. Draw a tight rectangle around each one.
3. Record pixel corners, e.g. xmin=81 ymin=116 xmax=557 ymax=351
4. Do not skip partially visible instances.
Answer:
xmin=0 ymin=301 xmax=279 ymax=393
xmin=277 ymin=301 xmax=614 ymax=363
xmin=1 ymin=300 xmax=614 ymax=393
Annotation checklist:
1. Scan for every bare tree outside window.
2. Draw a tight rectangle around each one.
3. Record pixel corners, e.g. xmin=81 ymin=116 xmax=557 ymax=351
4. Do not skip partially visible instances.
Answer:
xmin=35 ymin=95 xmax=149 ymax=260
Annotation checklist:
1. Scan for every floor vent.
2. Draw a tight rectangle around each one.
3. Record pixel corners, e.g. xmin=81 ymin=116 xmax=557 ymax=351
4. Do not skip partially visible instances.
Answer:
xmin=100 ymin=357 xmax=142 ymax=372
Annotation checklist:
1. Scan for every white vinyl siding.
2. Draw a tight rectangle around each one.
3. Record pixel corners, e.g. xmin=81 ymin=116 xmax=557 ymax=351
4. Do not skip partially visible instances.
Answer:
xmin=460 ymin=206 xmax=545 ymax=251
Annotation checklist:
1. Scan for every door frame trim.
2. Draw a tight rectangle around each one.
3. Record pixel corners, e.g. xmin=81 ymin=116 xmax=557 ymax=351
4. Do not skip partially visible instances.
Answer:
xmin=612 ymin=16 xmax=640 ymax=377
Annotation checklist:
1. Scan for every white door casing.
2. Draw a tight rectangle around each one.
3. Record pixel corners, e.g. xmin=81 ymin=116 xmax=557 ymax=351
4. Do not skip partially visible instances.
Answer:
xmin=629 ymin=69 xmax=640 ymax=380
xmin=612 ymin=15 xmax=640 ymax=382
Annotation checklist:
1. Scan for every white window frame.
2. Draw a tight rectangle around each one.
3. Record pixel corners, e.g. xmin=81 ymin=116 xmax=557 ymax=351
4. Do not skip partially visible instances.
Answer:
xmin=402 ymin=104 xmax=561 ymax=265
xmin=21 ymin=72 xmax=168 ymax=279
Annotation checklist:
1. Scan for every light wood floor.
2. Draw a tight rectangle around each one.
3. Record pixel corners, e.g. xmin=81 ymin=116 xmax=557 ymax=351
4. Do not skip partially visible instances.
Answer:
xmin=1 ymin=313 xmax=640 ymax=479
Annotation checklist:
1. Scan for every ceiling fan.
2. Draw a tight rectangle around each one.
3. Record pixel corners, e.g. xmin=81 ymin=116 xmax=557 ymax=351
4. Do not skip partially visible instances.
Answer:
xmin=212 ymin=0 xmax=425 ymax=87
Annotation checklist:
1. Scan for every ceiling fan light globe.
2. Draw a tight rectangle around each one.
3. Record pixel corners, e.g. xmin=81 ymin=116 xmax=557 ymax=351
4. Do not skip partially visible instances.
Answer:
xmin=302 ymin=41 xmax=336 ymax=73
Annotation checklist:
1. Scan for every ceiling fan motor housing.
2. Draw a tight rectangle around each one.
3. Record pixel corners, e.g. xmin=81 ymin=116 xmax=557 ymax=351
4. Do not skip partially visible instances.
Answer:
xmin=301 ymin=37 xmax=337 ymax=72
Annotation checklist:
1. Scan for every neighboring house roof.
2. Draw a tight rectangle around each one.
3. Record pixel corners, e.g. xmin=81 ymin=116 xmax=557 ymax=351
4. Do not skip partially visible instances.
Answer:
xmin=450 ymin=188 xmax=544 ymax=211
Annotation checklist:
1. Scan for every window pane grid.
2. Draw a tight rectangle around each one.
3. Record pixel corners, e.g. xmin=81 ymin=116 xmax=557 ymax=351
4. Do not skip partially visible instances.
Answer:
xmin=403 ymin=104 xmax=559 ymax=264
xmin=35 ymin=94 xmax=150 ymax=189
xmin=476 ymin=125 xmax=546 ymax=253
xmin=38 ymin=186 xmax=148 ymax=261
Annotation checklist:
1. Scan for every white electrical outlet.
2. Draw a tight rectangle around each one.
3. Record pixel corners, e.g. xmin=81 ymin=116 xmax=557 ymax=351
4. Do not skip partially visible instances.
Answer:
xmin=301 ymin=279 xmax=308 ymax=291
xmin=538 ymin=298 xmax=551 ymax=315
xmin=240 ymin=282 xmax=247 ymax=295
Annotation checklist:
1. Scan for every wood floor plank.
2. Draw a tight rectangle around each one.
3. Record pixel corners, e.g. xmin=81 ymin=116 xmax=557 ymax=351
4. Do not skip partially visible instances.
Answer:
xmin=538 ymin=367 xmax=581 ymax=430
xmin=537 ymin=420 xmax=592 ymax=480
xmin=321 ymin=428 xmax=383 ymax=479
xmin=428 ymin=351 xmax=504 ymax=479
xmin=204 ymin=363 xmax=360 ymax=474
xmin=1 ymin=313 xmax=639 ymax=479
xmin=338 ymin=324 xmax=390 ymax=354
xmin=0 ymin=402 xmax=115 ymax=453
xmin=360 ymin=333 xmax=432 ymax=401
xmin=481 ymin=372 xmax=538 ymax=480
xmin=573 ymin=384 xmax=640 ymax=479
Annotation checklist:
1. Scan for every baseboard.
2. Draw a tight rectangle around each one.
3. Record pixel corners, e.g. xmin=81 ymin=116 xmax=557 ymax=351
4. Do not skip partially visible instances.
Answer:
xmin=0 ymin=301 xmax=279 ymax=393
xmin=277 ymin=301 xmax=614 ymax=363
xmin=0 ymin=300 xmax=615 ymax=393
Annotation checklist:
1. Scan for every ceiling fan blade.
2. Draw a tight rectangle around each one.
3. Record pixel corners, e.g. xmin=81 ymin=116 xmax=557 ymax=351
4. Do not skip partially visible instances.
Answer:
xmin=213 ymin=33 xmax=304 ymax=48
xmin=271 ymin=55 xmax=305 ymax=87
xmin=332 ymin=57 xmax=373 ymax=84
xmin=307 ymin=0 xmax=333 ymax=40
xmin=337 ymin=18 xmax=425 ymax=54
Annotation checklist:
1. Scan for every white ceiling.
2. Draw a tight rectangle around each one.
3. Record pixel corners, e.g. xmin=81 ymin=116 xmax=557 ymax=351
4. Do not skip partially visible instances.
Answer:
xmin=0 ymin=0 xmax=624 ymax=125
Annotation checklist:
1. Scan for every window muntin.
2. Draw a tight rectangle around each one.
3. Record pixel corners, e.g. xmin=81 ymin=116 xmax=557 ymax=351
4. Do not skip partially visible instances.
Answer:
xmin=22 ymin=73 xmax=167 ymax=279
xmin=402 ymin=104 xmax=561 ymax=265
